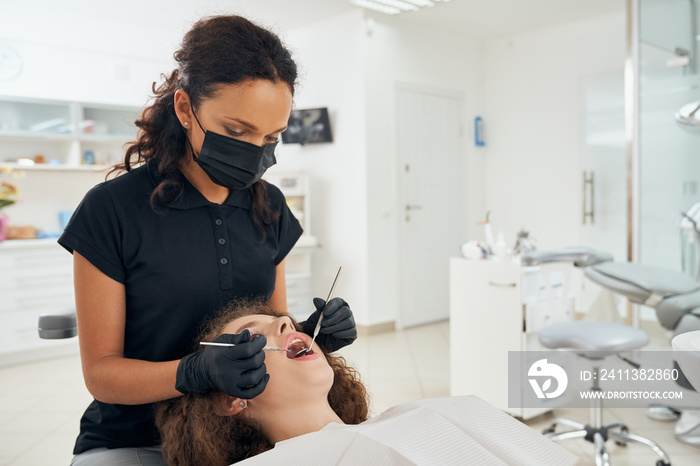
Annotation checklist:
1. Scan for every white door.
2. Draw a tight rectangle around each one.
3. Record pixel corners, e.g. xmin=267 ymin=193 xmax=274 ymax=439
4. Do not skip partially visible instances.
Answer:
xmin=397 ymin=86 xmax=467 ymax=328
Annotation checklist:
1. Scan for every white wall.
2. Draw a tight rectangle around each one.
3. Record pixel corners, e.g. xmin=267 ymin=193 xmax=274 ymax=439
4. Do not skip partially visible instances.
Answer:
xmin=0 ymin=3 xmax=173 ymax=106
xmin=0 ymin=41 xmax=167 ymax=106
xmin=362 ymin=14 xmax=485 ymax=326
xmin=272 ymin=11 xmax=370 ymax=321
xmin=482 ymin=11 xmax=626 ymax=251
xmin=279 ymin=11 xmax=486 ymax=327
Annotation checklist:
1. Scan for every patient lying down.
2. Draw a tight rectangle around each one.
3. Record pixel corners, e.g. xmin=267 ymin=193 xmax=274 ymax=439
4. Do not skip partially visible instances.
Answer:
xmin=156 ymin=299 xmax=578 ymax=466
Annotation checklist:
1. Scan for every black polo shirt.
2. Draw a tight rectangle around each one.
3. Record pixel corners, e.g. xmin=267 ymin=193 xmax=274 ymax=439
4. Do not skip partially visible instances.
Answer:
xmin=58 ymin=160 xmax=302 ymax=454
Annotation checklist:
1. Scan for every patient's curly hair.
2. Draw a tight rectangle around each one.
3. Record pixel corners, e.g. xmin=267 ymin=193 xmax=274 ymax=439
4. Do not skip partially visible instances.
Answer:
xmin=155 ymin=298 xmax=369 ymax=466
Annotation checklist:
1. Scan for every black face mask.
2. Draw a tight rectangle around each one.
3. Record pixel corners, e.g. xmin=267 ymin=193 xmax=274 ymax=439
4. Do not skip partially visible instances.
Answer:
xmin=189 ymin=107 xmax=277 ymax=190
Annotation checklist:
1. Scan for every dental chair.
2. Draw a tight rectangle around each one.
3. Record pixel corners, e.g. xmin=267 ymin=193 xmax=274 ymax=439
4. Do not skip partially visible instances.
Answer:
xmin=522 ymin=247 xmax=700 ymax=450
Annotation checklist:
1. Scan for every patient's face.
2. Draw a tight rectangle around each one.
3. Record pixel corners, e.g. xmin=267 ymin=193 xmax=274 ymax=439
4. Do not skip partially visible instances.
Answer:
xmin=221 ymin=314 xmax=335 ymax=407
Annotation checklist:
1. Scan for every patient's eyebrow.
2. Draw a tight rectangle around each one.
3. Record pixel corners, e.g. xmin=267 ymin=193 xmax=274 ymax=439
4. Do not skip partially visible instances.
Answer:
xmin=235 ymin=320 xmax=261 ymax=334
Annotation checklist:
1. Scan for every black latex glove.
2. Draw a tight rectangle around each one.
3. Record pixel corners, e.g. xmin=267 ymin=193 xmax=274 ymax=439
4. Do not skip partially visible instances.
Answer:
xmin=175 ymin=330 xmax=269 ymax=398
xmin=301 ymin=297 xmax=357 ymax=353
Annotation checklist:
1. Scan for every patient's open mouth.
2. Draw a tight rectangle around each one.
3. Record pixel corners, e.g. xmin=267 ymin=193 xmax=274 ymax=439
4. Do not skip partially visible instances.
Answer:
xmin=286 ymin=336 xmax=315 ymax=359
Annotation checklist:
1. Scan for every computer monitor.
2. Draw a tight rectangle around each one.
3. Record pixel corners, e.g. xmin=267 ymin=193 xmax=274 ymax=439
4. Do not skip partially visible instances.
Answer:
xmin=281 ymin=107 xmax=333 ymax=145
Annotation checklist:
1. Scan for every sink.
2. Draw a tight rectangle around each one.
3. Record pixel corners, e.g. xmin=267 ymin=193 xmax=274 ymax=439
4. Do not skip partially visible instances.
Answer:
xmin=672 ymin=330 xmax=700 ymax=391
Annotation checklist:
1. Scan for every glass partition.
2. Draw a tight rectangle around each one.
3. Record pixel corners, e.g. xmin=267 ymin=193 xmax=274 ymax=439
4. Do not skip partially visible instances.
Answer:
xmin=579 ymin=71 xmax=627 ymax=264
xmin=639 ymin=0 xmax=700 ymax=274
xmin=579 ymin=0 xmax=700 ymax=321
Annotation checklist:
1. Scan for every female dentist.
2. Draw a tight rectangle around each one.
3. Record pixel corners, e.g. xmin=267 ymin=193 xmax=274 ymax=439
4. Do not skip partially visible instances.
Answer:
xmin=58 ymin=15 xmax=357 ymax=465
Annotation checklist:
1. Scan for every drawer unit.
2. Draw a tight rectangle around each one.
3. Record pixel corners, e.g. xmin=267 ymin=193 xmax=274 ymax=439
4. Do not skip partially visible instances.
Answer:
xmin=523 ymin=296 xmax=575 ymax=334
xmin=0 ymin=239 xmax=77 ymax=364
xmin=287 ymin=273 xmax=313 ymax=322
xmin=521 ymin=267 xmax=568 ymax=302
xmin=286 ymin=273 xmax=312 ymax=297
xmin=450 ymin=258 xmax=576 ymax=420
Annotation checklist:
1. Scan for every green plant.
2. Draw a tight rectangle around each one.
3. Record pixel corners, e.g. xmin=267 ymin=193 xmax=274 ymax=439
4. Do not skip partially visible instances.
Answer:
xmin=0 ymin=181 xmax=19 ymax=211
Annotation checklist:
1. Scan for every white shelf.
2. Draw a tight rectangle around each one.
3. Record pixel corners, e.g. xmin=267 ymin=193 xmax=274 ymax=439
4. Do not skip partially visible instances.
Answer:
xmin=0 ymin=162 xmax=111 ymax=172
xmin=0 ymin=131 xmax=134 ymax=143
xmin=0 ymin=131 xmax=75 ymax=142
xmin=78 ymin=134 xmax=135 ymax=143
xmin=0 ymin=238 xmax=59 ymax=250
xmin=295 ymin=235 xmax=319 ymax=250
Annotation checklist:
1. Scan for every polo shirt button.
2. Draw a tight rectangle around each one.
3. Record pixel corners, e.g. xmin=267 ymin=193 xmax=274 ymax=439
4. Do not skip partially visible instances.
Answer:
xmin=215 ymin=219 xmax=223 ymax=226
xmin=218 ymin=238 xmax=226 ymax=245
xmin=220 ymin=258 xmax=228 ymax=265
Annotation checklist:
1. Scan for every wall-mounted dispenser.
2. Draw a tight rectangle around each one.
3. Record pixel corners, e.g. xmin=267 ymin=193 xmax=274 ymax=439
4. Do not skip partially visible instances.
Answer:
xmin=474 ymin=116 xmax=485 ymax=146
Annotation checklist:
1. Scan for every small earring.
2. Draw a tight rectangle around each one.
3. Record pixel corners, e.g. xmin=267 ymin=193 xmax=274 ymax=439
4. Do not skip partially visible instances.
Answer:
xmin=184 ymin=122 xmax=189 ymax=127
xmin=239 ymin=400 xmax=247 ymax=409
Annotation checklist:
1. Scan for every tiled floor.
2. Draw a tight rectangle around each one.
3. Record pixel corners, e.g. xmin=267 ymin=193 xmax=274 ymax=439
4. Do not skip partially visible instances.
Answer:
xmin=1 ymin=320 xmax=698 ymax=465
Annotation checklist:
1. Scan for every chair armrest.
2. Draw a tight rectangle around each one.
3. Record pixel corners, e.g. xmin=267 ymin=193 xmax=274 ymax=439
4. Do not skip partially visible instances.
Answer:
xmin=521 ymin=247 xmax=613 ymax=267
xmin=38 ymin=306 xmax=77 ymax=339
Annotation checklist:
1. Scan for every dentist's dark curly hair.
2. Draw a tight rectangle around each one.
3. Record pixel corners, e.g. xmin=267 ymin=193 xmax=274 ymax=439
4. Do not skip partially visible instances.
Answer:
xmin=155 ymin=298 xmax=369 ymax=466
xmin=113 ymin=15 xmax=297 ymax=237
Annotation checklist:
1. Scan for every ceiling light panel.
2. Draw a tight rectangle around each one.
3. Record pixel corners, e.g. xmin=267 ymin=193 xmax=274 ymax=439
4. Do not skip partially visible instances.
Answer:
xmin=349 ymin=0 xmax=451 ymax=15
xmin=402 ymin=0 xmax=435 ymax=6
xmin=349 ymin=0 xmax=401 ymax=15
xmin=374 ymin=0 xmax=419 ymax=11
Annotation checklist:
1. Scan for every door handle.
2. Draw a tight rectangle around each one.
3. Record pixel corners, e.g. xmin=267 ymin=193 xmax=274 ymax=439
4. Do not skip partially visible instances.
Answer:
xmin=405 ymin=204 xmax=422 ymax=211
xmin=489 ymin=281 xmax=517 ymax=288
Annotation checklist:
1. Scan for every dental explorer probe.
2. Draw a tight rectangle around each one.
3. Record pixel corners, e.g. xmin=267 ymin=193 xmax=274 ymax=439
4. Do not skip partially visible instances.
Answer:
xmin=199 ymin=341 xmax=291 ymax=352
xmin=296 ymin=265 xmax=343 ymax=357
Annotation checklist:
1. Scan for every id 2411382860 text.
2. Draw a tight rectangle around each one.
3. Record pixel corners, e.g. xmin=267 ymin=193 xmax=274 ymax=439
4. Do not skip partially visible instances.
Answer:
xmin=580 ymin=368 xmax=679 ymax=382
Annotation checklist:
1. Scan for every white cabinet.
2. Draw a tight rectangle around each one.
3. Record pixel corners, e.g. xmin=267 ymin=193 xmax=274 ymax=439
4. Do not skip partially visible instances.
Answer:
xmin=449 ymin=258 xmax=575 ymax=419
xmin=0 ymin=239 xmax=78 ymax=364
xmin=263 ymin=171 xmax=318 ymax=322
xmin=263 ymin=171 xmax=311 ymax=234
